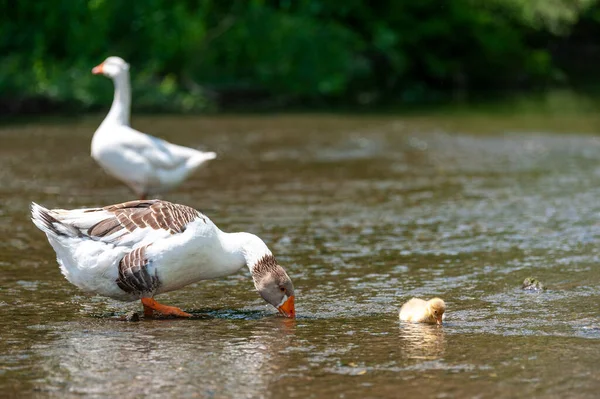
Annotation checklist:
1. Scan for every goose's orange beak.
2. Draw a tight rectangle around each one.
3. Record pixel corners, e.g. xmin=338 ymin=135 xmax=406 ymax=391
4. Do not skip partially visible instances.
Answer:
xmin=277 ymin=295 xmax=295 ymax=318
xmin=92 ymin=63 xmax=104 ymax=75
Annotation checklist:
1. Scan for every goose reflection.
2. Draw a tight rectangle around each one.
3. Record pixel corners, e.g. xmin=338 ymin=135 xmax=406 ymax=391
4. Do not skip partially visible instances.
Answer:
xmin=398 ymin=322 xmax=446 ymax=360
xmin=32 ymin=316 xmax=297 ymax=397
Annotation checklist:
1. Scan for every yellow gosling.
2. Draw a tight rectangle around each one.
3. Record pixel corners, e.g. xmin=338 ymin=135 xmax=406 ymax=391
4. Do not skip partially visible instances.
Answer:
xmin=399 ymin=297 xmax=446 ymax=324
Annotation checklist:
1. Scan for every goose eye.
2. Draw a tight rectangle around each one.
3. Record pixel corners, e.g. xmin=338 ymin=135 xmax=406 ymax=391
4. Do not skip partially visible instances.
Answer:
xmin=434 ymin=311 xmax=438 ymax=315
xmin=279 ymin=287 xmax=285 ymax=292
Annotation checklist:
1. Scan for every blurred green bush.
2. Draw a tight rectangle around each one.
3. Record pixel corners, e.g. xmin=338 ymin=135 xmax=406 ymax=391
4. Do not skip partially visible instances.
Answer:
xmin=0 ymin=0 xmax=598 ymax=113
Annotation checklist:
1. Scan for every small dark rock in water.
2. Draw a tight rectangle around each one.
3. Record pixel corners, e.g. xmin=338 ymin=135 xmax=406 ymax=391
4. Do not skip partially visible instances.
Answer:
xmin=124 ymin=311 xmax=140 ymax=322
xmin=522 ymin=277 xmax=546 ymax=291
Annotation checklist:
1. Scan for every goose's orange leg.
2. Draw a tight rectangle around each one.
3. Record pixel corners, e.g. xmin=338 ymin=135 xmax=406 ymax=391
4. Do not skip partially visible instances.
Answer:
xmin=141 ymin=298 xmax=192 ymax=318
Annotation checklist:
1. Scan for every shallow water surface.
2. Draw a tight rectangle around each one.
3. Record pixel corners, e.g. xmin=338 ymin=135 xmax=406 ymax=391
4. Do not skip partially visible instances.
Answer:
xmin=1 ymin=114 xmax=599 ymax=398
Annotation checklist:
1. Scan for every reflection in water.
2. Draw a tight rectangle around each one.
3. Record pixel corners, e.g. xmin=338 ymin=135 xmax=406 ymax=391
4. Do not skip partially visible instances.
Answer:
xmin=398 ymin=322 xmax=445 ymax=360
xmin=33 ymin=317 xmax=297 ymax=397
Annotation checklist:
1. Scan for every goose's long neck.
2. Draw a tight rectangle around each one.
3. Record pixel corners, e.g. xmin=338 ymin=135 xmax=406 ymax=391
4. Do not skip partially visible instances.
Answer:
xmin=217 ymin=231 xmax=272 ymax=275
xmin=105 ymin=73 xmax=131 ymax=126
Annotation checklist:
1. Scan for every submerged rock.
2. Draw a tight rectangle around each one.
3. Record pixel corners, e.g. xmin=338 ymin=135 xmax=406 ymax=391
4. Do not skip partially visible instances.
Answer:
xmin=522 ymin=277 xmax=546 ymax=291
xmin=124 ymin=311 xmax=140 ymax=322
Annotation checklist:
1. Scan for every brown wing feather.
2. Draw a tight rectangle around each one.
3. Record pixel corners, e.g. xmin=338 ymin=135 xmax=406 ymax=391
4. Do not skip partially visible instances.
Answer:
xmin=88 ymin=217 xmax=122 ymax=237
xmin=87 ymin=200 xmax=203 ymax=239
xmin=116 ymin=244 xmax=159 ymax=295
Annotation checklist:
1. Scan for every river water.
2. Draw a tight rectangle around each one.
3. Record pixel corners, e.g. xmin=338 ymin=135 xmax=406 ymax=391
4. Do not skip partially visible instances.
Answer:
xmin=1 ymin=113 xmax=599 ymax=398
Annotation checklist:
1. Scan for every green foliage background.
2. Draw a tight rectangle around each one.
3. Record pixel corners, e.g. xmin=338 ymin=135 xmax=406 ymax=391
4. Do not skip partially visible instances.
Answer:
xmin=1 ymin=0 xmax=599 ymax=113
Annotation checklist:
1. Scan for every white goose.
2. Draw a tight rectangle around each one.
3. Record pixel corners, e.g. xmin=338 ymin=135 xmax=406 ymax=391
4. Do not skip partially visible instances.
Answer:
xmin=91 ymin=56 xmax=216 ymax=199
xmin=30 ymin=199 xmax=295 ymax=318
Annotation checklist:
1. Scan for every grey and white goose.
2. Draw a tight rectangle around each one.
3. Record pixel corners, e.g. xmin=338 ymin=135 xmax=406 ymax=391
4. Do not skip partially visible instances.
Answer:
xmin=31 ymin=199 xmax=295 ymax=318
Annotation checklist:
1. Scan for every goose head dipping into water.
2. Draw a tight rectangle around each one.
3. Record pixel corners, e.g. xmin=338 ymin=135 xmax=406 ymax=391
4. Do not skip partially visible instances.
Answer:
xmin=91 ymin=57 xmax=216 ymax=200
